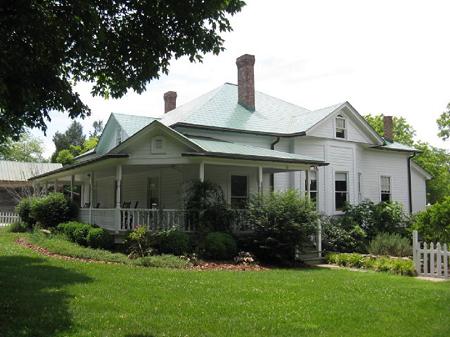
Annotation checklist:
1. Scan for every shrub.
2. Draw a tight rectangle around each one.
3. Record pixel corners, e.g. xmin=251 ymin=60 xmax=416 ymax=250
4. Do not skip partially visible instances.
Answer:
xmin=16 ymin=197 xmax=35 ymax=226
xmin=326 ymin=252 xmax=415 ymax=276
xmin=126 ymin=226 xmax=153 ymax=258
xmin=30 ymin=193 xmax=77 ymax=228
xmin=413 ymin=196 xmax=450 ymax=243
xmin=133 ymin=254 xmax=191 ymax=269
xmin=321 ymin=216 xmax=366 ymax=253
xmin=368 ymin=233 xmax=412 ymax=257
xmin=8 ymin=222 xmax=29 ymax=233
xmin=203 ymin=232 xmax=237 ymax=260
xmin=86 ymin=227 xmax=113 ymax=249
xmin=247 ymin=190 xmax=319 ymax=263
xmin=152 ymin=230 xmax=191 ymax=256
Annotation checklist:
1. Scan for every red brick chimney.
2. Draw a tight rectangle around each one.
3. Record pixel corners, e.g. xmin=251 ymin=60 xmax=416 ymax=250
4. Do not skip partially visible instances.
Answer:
xmin=383 ymin=115 xmax=394 ymax=142
xmin=236 ymin=54 xmax=255 ymax=111
xmin=163 ymin=91 xmax=177 ymax=113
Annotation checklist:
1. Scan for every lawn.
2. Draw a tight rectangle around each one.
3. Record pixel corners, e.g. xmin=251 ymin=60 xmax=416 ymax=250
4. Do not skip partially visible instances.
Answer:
xmin=0 ymin=230 xmax=449 ymax=337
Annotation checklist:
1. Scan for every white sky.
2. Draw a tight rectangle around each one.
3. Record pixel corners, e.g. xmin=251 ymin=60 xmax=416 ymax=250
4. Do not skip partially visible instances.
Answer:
xmin=32 ymin=0 xmax=450 ymax=157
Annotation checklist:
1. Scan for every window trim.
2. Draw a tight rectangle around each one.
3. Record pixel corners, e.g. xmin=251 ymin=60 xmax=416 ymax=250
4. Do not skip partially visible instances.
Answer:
xmin=335 ymin=114 xmax=347 ymax=139
xmin=305 ymin=169 xmax=319 ymax=207
xmin=230 ymin=174 xmax=249 ymax=208
xmin=380 ymin=175 xmax=392 ymax=202
xmin=151 ymin=136 xmax=165 ymax=154
xmin=334 ymin=171 xmax=349 ymax=213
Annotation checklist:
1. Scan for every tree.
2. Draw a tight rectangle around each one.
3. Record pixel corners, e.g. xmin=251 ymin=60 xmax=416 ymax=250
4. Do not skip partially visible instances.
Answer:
xmin=55 ymin=149 xmax=75 ymax=166
xmin=81 ymin=137 xmax=99 ymax=154
xmin=0 ymin=132 xmax=45 ymax=162
xmin=437 ymin=104 xmax=450 ymax=141
xmin=0 ymin=0 xmax=245 ymax=144
xmin=51 ymin=121 xmax=85 ymax=162
xmin=90 ymin=121 xmax=104 ymax=138
xmin=364 ymin=114 xmax=416 ymax=146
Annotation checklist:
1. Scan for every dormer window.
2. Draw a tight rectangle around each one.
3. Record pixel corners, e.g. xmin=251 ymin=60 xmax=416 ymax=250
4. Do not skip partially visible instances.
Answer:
xmin=151 ymin=136 xmax=165 ymax=154
xmin=335 ymin=114 xmax=346 ymax=139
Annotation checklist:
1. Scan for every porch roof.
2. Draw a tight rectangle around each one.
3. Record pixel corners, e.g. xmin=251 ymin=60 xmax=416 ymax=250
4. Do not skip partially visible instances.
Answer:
xmin=184 ymin=136 xmax=328 ymax=165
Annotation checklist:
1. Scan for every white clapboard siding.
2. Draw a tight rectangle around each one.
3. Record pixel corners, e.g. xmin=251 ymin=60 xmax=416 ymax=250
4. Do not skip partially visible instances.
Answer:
xmin=413 ymin=230 xmax=449 ymax=279
xmin=0 ymin=210 xmax=20 ymax=226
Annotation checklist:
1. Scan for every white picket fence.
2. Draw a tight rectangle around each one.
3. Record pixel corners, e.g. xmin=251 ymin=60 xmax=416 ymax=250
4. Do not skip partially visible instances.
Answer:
xmin=0 ymin=210 xmax=20 ymax=226
xmin=413 ymin=230 xmax=449 ymax=279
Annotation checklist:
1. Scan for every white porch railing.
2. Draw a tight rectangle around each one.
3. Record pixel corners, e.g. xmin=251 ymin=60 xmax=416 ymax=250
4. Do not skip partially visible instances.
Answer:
xmin=413 ymin=230 xmax=449 ymax=279
xmin=0 ymin=210 xmax=20 ymax=226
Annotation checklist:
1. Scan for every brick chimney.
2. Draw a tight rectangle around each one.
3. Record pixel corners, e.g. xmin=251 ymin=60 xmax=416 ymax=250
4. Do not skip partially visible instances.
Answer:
xmin=236 ymin=54 xmax=255 ymax=111
xmin=383 ymin=115 xmax=394 ymax=142
xmin=163 ymin=91 xmax=177 ymax=113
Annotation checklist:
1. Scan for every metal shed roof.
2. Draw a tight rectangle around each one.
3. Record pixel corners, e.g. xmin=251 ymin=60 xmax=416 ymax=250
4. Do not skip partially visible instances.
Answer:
xmin=0 ymin=160 xmax=62 ymax=182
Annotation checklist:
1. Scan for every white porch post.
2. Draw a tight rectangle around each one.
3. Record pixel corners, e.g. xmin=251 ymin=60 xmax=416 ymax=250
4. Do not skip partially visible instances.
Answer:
xmin=89 ymin=172 xmax=93 ymax=224
xmin=305 ymin=169 xmax=310 ymax=199
xmin=199 ymin=161 xmax=205 ymax=182
xmin=70 ymin=175 xmax=75 ymax=201
xmin=257 ymin=166 xmax=263 ymax=194
xmin=317 ymin=218 xmax=322 ymax=258
xmin=115 ymin=165 xmax=122 ymax=232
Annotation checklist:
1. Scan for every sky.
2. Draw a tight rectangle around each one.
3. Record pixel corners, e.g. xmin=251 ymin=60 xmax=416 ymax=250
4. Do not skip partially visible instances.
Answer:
xmin=31 ymin=0 xmax=450 ymax=157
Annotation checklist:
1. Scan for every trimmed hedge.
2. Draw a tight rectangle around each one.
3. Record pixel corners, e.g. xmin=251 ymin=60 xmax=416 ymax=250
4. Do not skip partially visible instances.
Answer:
xmin=326 ymin=253 xmax=415 ymax=276
xmin=203 ymin=232 xmax=237 ymax=260
xmin=57 ymin=221 xmax=112 ymax=249
xmin=30 ymin=193 xmax=77 ymax=228
xmin=152 ymin=230 xmax=191 ymax=256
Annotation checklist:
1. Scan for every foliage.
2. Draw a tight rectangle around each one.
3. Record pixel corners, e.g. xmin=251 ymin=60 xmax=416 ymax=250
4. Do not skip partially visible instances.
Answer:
xmin=184 ymin=180 xmax=234 ymax=232
xmin=151 ymin=230 xmax=191 ymax=256
xmin=320 ymin=216 xmax=367 ymax=253
xmin=234 ymin=251 xmax=255 ymax=265
xmin=90 ymin=120 xmax=104 ymax=138
xmin=126 ymin=226 xmax=152 ymax=258
xmin=55 ymin=149 xmax=75 ymax=166
xmin=413 ymin=196 xmax=450 ymax=243
xmin=133 ymin=255 xmax=191 ymax=269
xmin=81 ymin=137 xmax=98 ymax=154
xmin=247 ymin=190 xmax=319 ymax=263
xmin=437 ymin=104 xmax=450 ymax=141
xmin=52 ymin=121 xmax=85 ymax=162
xmin=364 ymin=114 xmax=416 ymax=146
xmin=15 ymin=197 xmax=36 ymax=227
xmin=203 ymin=232 xmax=237 ymax=260
xmin=0 ymin=1 xmax=245 ymax=144
xmin=368 ymin=233 xmax=412 ymax=257
xmin=30 ymin=193 xmax=77 ymax=228
xmin=7 ymin=222 xmax=29 ymax=233
xmin=86 ymin=227 xmax=113 ymax=249
xmin=57 ymin=222 xmax=91 ymax=245
xmin=414 ymin=142 xmax=450 ymax=204
xmin=0 ymin=132 xmax=45 ymax=162
xmin=326 ymin=253 xmax=415 ymax=276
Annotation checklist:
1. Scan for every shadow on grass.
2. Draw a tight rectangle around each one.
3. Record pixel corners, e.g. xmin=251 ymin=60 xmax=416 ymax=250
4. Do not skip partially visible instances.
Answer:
xmin=0 ymin=256 xmax=92 ymax=337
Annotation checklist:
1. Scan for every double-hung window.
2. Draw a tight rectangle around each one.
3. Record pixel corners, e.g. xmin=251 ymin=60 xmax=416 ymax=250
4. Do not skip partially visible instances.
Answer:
xmin=335 ymin=114 xmax=346 ymax=139
xmin=380 ymin=176 xmax=391 ymax=202
xmin=335 ymin=172 xmax=348 ymax=211
xmin=231 ymin=175 xmax=248 ymax=208
xmin=305 ymin=170 xmax=318 ymax=203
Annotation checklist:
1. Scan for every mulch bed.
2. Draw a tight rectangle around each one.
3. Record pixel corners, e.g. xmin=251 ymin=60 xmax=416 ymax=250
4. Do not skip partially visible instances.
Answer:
xmin=16 ymin=238 xmax=268 ymax=271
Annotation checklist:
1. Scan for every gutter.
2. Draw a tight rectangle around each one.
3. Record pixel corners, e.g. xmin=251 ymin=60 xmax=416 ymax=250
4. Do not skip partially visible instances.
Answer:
xmin=407 ymin=152 xmax=417 ymax=214
xmin=270 ymin=137 xmax=281 ymax=191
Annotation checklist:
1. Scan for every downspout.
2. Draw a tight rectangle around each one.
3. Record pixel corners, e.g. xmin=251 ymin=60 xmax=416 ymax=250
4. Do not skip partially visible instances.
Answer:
xmin=270 ymin=137 xmax=280 ymax=191
xmin=407 ymin=152 xmax=417 ymax=214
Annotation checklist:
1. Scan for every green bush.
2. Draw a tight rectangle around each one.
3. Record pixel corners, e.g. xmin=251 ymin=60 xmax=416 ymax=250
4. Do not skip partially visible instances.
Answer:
xmin=30 ymin=193 xmax=77 ymax=228
xmin=126 ymin=226 xmax=153 ymax=258
xmin=86 ymin=227 xmax=113 ymax=249
xmin=413 ymin=196 xmax=450 ymax=243
xmin=247 ymin=190 xmax=319 ymax=263
xmin=133 ymin=254 xmax=191 ymax=269
xmin=203 ymin=232 xmax=237 ymax=260
xmin=16 ymin=197 xmax=35 ymax=226
xmin=7 ymin=222 xmax=29 ymax=233
xmin=321 ymin=216 xmax=366 ymax=253
xmin=152 ymin=230 xmax=191 ymax=256
xmin=368 ymin=233 xmax=412 ymax=257
xmin=326 ymin=252 xmax=415 ymax=276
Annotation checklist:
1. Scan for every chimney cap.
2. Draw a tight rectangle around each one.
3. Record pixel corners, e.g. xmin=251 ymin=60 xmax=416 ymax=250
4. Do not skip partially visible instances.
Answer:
xmin=164 ymin=91 xmax=177 ymax=98
xmin=236 ymin=54 xmax=255 ymax=67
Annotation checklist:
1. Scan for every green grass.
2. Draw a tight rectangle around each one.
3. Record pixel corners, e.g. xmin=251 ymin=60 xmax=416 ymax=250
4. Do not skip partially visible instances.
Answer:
xmin=0 ymin=228 xmax=449 ymax=337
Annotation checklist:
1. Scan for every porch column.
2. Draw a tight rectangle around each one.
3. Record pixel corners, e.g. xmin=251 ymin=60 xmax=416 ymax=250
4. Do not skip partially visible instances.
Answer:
xmin=115 ymin=165 xmax=122 ymax=232
xmin=199 ymin=161 xmax=205 ymax=182
xmin=257 ymin=166 xmax=263 ymax=194
xmin=305 ymin=169 xmax=310 ymax=200
xmin=317 ymin=218 xmax=322 ymax=258
xmin=70 ymin=175 xmax=75 ymax=201
xmin=89 ymin=172 xmax=93 ymax=224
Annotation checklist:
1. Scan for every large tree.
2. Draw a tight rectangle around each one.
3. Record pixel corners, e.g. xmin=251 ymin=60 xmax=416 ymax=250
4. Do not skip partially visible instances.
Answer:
xmin=51 ymin=121 xmax=85 ymax=162
xmin=437 ymin=104 xmax=450 ymax=141
xmin=364 ymin=113 xmax=450 ymax=203
xmin=0 ymin=132 xmax=45 ymax=162
xmin=0 ymin=0 xmax=245 ymax=144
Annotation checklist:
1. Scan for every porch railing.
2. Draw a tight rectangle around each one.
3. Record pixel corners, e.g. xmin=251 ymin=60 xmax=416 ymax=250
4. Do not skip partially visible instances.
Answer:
xmin=78 ymin=207 xmax=252 ymax=233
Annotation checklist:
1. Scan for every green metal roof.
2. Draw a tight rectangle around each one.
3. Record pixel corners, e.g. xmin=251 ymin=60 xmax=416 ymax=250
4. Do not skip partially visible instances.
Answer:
xmin=185 ymin=136 xmax=327 ymax=165
xmin=378 ymin=139 xmax=419 ymax=152
xmin=112 ymin=113 xmax=159 ymax=137
xmin=161 ymin=83 xmax=344 ymax=135
xmin=0 ymin=160 xmax=62 ymax=182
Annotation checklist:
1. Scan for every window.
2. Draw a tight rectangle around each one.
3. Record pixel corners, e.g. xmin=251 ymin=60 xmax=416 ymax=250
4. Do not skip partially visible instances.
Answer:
xmin=380 ymin=176 xmax=391 ymax=202
xmin=151 ymin=137 xmax=165 ymax=154
xmin=231 ymin=175 xmax=248 ymax=208
xmin=335 ymin=172 xmax=348 ymax=211
xmin=305 ymin=170 xmax=318 ymax=203
xmin=335 ymin=114 xmax=346 ymax=139
xmin=147 ymin=177 xmax=160 ymax=208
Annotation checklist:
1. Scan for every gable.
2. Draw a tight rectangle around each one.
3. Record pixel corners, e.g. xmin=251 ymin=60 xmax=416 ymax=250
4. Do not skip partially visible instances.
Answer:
xmin=306 ymin=103 xmax=382 ymax=145
xmin=95 ymin=115 xmax=124 ymax=156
